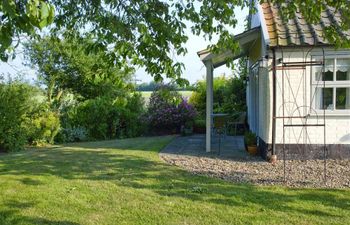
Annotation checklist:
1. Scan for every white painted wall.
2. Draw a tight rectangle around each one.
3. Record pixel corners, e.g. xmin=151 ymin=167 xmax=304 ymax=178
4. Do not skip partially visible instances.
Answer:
xmin=272 ymin=48 xmax=350 ymax=145
xmin=247 ymin=63 xmax=272 ymax=144
xmin=247 ymin=0 xmax=272 ymax=143
xmin=247 ymin=0 xmax=349 ymax=147
xmin=257 ymin=66 xmax=272 ymax=143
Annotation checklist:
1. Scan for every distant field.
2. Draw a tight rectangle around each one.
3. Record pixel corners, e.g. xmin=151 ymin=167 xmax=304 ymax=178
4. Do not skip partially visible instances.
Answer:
xmin=140 ymin=91 xmax=193 ymax=104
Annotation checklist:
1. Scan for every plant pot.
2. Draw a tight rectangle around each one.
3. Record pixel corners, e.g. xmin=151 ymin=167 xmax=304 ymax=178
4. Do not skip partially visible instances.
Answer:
xmin=181 ymin=125 xmax=193 ymax=136
xmin=183 ymin=127 xmax=193 ymax=136
xmin=269 ymin=154 xmax=277 ymax=164
xmin=247 ymin=145 xmax=258 ymax=155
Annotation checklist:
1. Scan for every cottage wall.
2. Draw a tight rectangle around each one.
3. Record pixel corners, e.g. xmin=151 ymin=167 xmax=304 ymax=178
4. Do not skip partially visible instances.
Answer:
xmin=273 ymin=48 xmax=350 ymax=146
xmin=252 ymin=48 xmax=350 ymax=159
xmin=246 ymin=0 xmax=350 ymax=159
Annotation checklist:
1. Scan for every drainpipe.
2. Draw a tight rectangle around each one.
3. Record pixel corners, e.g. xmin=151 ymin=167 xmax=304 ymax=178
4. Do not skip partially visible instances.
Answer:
xmin=271 ymin=48 xmax=277 ymax=163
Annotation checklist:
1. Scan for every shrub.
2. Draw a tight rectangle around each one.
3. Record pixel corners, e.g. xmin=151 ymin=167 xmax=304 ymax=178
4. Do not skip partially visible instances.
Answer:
xmin=193 ymin=119 xmax=206 ymax=134
xmin=189 ymin=76 xmax=227 ymax=116
xmin=180 ymin=120 xmax=194 ymax=136
xmin=55 ymin=126 xmax=88 ymax=143
xmin=0 ymin=81 xmax=39 ymax=151
xmin=221 ymin=76 xmax=246 ymax=113
xmin=63 ymin=93 xmax=145 ymax=140
xmin=189 ymin=75 xmax=246 ymax=116
xmin=72 ymin=97 xmax=117 ymax=140
xmin=244 ymin=131 xmax=257 ymax=146
xmin=116 ymin=93 xmax=145 ymax=138
xmin=177 ymin=99 xmax=197 ymax=125
xmin=24 ymin=107 xmax=61 ymax=145
xmin=147 ymin=84 xmax=196 ymax=134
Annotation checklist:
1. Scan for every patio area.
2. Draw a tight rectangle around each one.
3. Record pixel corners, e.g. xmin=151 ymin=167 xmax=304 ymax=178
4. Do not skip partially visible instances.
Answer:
xmin=161 ymin=134 xmax=247 ymax=158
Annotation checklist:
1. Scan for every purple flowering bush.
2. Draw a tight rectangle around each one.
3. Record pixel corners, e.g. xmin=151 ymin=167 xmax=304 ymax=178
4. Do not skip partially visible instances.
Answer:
xmin=177 ymin=99 xmax=197 ymax=125
xmin=147 ymin=84 xmax=196 ymax=134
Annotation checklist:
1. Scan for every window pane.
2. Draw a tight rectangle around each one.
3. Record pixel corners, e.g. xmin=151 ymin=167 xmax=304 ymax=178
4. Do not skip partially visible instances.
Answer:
xmin=314 ymin=67 xmax=322 ymax=81
xmin=315 ymin=88 xmax=334 ymax=110
xmin=315 ymin=69 xmax=333 ymax=81
xmin=316 ymin=59 xmax=334 ymax=81
xmin=336 ymin=71 xmax=348 ymax=80
xmin=336 ymin=59 xmax=350 ymax=81
xmin=336 ymin=88 xmax=350 ymax=109
xmin=324 ymin=71 xmax=333 ymax=81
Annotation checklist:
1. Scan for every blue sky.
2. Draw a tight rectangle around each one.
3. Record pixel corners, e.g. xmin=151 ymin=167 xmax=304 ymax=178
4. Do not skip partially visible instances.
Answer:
xmin=0 ymin=7 xmax=248 ymax=85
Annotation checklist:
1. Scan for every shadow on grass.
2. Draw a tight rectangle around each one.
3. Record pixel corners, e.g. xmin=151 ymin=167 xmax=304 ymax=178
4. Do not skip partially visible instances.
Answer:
xmin=0 ymin=200 xmax=80 ymax=225
xmin=18 ymin=178 xmax=44 ymax=186
xmin=0 ymin=136 xmax=349 ymax=221
xmin=61 ymin=136 xmax=176 ymax=152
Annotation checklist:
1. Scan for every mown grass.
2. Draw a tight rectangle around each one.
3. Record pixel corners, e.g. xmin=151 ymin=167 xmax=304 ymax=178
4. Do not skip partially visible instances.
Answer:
xmin=0 ymin=136 xmax=349 ymax=225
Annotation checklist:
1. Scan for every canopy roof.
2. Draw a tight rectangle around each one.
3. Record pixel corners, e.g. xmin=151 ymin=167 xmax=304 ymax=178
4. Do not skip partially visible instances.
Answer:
xmin=197 ymin=26 xmax=261 ymax=68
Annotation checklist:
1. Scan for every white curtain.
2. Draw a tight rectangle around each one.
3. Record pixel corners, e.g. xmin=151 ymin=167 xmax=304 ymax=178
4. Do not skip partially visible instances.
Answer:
xmin=325 ymin=59 xmax=334 ymax=72
xmin=337 ymin=58 xmax=350 ymax=81
xmin=315 ymin=88 xmax=322 ymax=109
xmin=336 ymin=59 xmax=350 ymax=72
xmin=315 ymin=59 xmax=334 ymax=81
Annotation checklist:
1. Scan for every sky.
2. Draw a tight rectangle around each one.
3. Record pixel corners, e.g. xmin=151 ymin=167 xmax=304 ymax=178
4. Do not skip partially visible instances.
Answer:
xmin=0 ymin=7 xmax=248 ymax=85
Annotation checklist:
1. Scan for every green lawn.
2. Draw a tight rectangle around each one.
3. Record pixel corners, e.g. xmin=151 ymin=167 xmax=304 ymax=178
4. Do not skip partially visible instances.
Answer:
xmin=0 ymin=136 xmax=349 ymax=225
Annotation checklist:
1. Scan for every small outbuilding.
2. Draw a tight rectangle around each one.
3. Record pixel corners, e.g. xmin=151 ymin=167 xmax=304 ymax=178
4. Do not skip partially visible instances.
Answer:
xmin=198 ymin=1 xmax=350 ymax=160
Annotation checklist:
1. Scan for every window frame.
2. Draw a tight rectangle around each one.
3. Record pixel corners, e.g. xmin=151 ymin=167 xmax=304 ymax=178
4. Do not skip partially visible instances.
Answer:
xmin=311 ymin=52 xmax=350 ymax=115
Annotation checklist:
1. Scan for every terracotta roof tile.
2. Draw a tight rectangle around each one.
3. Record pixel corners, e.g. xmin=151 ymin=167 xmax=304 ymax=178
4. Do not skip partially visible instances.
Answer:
xmin=261 ymin=1 xmax=350 ymax=47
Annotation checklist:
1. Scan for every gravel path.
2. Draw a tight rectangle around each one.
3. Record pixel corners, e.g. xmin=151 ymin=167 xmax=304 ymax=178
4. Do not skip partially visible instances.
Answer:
xmin=160 ymin=153 xmax=350 ymax=188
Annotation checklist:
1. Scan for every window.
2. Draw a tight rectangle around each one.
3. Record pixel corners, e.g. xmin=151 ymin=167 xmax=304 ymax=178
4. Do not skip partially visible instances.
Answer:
xmin=312 ymin=56 xmax=350 ymax=112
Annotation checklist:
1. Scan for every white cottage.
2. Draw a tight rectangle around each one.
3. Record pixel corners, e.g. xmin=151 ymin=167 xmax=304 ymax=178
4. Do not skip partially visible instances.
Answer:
xmin=198 ymin=1 xmax=350 ymax=160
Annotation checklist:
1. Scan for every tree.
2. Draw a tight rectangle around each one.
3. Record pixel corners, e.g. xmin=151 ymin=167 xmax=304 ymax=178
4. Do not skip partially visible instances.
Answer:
xmin=190 ymin=76 xmax=229 ymax=116
xmin=136 ymin=81 xmax=158 ymax=92
xmin=24 ymin=36 xmax=134 ymax=102
xmin=224 ymin=57 xmax=248 ymax=113
xmin=0 ymin=0 xmax=55 ymax=61
xmin=2 ymin=0 xmax=350 ymax=83
xmin=189 ymin=66 xmax=247 ymax=116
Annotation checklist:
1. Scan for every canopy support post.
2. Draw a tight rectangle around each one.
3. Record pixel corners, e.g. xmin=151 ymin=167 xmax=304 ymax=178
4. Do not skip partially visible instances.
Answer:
xmin=206 ymin=61 xmax=213 ymax=152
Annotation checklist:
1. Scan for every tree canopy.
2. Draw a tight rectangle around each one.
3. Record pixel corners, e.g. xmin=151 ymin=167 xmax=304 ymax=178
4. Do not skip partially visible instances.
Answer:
xmin=0 ymin=0 xmax=55 ymax=61
xmin=1 ymin=0 xmax=350 ymax=83
xmin=24 ymin=36 xmax=134 ymax=102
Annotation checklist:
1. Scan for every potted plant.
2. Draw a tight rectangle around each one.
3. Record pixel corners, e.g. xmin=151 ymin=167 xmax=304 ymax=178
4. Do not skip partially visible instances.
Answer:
xmin=244 ymin=131 xmax=258 ymax=155
xmin=181 ymin=121 xmax=194 ymax=136
xmin=193 ymin=119 xmax=206 ymax=134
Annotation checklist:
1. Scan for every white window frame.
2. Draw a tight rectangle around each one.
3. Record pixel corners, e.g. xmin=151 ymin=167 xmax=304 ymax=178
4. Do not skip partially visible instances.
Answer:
xmin=311 ymin=52 xmax=350 ymax=116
